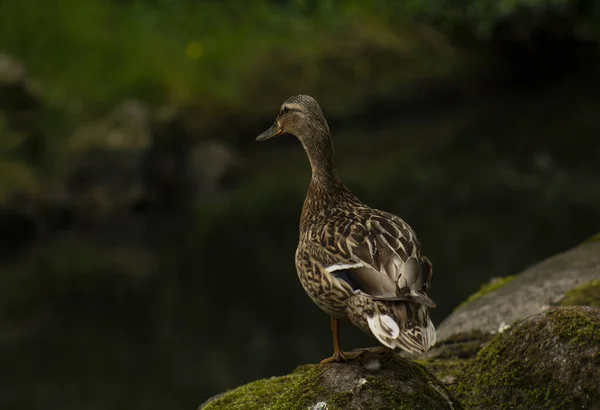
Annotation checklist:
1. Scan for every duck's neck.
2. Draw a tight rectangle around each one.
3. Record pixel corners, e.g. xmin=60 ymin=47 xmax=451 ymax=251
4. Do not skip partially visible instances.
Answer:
xmin=300 ymin=126 xmax=341 ymax=188
xmin=298 ymin=127 xmax=358 ymax=231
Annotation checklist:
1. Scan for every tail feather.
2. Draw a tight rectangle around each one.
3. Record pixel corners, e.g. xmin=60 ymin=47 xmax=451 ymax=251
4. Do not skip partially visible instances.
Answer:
xmin=366 ymin=304 xmax=436 ymax=354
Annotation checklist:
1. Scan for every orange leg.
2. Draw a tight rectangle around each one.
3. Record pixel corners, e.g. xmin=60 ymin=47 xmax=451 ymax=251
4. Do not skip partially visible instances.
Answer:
xmin=320 ymin=316 xmax=363 ymax=364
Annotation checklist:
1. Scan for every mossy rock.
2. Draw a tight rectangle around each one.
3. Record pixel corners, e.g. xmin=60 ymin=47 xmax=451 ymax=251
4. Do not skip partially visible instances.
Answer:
xmin=437 ymin=241 xmax=600 ymax=341
xmin=428 ymin=306 xmax=600 ymax=409
xmin=199 ymin=351 xmax=461 ymax=410
xmin=454 ymin=276 xmax=517 ymax=311
xmin=560 ymin=279 xmax=600 ymax=308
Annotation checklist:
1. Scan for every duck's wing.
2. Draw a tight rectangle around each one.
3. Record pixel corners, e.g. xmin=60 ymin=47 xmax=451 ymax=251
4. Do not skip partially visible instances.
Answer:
xmin=307 ymin=208 xmax=435 ymax=307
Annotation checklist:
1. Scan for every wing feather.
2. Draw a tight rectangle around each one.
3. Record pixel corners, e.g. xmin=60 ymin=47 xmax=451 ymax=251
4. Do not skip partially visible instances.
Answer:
xmin=308 ymin=208 xmax=434 ymax=307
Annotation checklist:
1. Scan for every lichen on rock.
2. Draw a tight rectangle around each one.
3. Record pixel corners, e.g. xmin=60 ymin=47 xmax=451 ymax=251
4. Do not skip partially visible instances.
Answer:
xmin=200 ymin=351 xmax=461 ymax=410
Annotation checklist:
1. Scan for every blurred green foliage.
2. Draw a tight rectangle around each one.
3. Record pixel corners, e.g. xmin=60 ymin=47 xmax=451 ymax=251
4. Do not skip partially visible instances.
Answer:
xmin=1 ymin=0 xmax=596 ymax=206
xmin=0 ymin=0 xmax=460 ymax=205
xmin=0 ymin=0 xmax=422 ymax=107
xmin=3 ymin=0 xmax=593 ymax=109
xmin=0 ymin=119 xmax=37 ymax=201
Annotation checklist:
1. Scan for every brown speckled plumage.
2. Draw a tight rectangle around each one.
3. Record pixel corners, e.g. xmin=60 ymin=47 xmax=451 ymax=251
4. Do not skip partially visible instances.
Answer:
xmin=256 ymin=95 xmax=436 ymax=360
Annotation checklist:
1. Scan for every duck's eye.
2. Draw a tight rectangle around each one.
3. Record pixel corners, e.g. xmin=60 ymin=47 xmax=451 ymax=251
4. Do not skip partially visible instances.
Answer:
xmin=283 ymin=106 xmax=289 ymax=114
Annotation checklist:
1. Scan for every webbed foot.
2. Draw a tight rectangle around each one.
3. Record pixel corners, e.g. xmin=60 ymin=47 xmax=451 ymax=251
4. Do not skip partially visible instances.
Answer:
xmin=320 ymin=350 xmax=364 ymax=364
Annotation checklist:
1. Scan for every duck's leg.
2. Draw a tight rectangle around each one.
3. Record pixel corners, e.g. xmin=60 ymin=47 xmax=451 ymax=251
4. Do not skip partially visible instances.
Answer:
xmin=320 ymin=316 xmax=363 ymax=364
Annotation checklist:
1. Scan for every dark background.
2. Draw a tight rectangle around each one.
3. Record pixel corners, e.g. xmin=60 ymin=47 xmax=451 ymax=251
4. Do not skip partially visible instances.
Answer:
xmin=0 ymin=1 xmax=599 ymax=409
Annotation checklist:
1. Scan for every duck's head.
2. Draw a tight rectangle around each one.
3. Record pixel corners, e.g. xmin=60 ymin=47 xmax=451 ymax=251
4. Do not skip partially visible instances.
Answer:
xmin=256 ymin=95 xmax=329 ymax=143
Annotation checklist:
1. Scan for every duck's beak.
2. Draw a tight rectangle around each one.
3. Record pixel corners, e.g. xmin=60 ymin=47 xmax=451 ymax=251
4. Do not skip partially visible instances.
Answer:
xmin=256 ymin=122 xmax=284 ymax=142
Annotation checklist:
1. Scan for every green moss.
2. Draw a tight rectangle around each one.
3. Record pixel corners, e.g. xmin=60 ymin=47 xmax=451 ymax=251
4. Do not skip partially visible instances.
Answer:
xmin=548 ymin=307 xmax=600 ymax=347
xmin=203 ymin=372 xmax=305 ymax=410
xmin=203 ymin=365 xmax=330 ymax=410
xmin=363 ymin=376 xmax=411 ymax=409
xmin=203 ymin=352 xmax=460 ymax=410
xmin=268 ymin=365 xmax=328 ymax=410
xmin=271 ymin=356 xmax=449 ymax=410
xmin=291 ymin=364 xmax=316 ymax=375
xmin=422 ymin=359 xmax=468 ymax=381
xmin=455 ymin=276 xmax=517 ymax=311
xmin=363 ymin=355 xmax=460 ymax=410
xmin=327 ymin=390 xmax=354 ymax=408
xmin=435 ymin=307 xmax=600 ymax=409
xmin=560 ymin=279 xmax=600 ymax=308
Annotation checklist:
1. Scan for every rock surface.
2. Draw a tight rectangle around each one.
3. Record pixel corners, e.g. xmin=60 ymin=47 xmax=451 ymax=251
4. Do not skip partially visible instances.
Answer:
xmin=437 ymin=240 xmax=600 ymax=341
xmin=423 ymin=306 xmax=600 ymax=409
xmin=199 ymin=351 xmax=461 ymax=410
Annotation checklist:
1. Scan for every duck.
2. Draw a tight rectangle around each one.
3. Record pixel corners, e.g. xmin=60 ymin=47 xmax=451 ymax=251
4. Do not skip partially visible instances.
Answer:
xmin=256 ymin=95 xmax=436 ymax=363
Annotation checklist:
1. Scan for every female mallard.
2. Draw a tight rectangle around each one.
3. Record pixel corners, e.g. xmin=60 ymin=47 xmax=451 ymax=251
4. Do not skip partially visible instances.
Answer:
xmin=256 ymin=95 xmax=436 ymax=363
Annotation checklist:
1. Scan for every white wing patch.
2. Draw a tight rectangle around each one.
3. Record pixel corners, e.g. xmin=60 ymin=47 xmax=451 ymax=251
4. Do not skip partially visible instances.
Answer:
xmin=367 ymin=313 xmax=436 ymax=353
xmin=380 ymin=315 xmax=400 ymax=338
xmin=367 ymin=314 xmax=400 ymax=347
xmin=324 ymin=262 xmax=364 ymax=274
